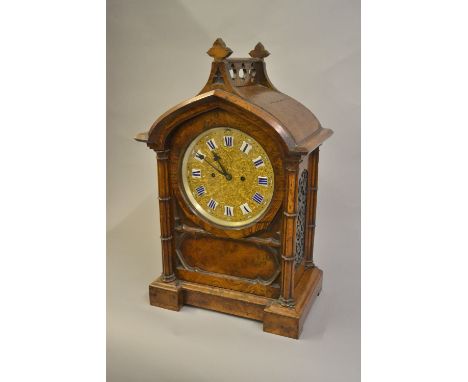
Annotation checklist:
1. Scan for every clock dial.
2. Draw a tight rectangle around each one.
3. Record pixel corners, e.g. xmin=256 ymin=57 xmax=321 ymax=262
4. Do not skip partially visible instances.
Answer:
xmin=181 ymin=127 xmax=275 ymax=227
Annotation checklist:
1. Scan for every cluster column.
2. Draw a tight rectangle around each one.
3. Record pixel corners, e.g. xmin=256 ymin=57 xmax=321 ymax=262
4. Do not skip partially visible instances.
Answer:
xmin=279 ymin=157 xmax=300 ymax=307
xmin=304 ymin=148 xmax=320 ymax=268
xmin=156 ymin=149 xmax=176 ymax=282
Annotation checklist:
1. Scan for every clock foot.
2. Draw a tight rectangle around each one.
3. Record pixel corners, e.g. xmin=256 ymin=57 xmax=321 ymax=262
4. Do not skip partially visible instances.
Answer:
xmin=149 ymin=277 xmax=183 ymax=311
xmin=263 ymin=267 xmax=323 ymax=339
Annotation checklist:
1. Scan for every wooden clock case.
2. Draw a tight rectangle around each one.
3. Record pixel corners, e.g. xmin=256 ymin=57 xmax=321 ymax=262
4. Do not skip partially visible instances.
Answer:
xmin=135 ymin=39 xmax=333 ymax=339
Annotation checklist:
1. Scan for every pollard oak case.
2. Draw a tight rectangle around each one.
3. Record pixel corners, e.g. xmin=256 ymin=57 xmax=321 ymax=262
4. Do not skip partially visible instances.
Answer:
xmin=135 ymin=39 xmax=333 ymax=339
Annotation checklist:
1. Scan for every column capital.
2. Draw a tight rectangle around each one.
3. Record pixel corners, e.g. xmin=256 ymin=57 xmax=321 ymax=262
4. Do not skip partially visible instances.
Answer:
xmin=156 ymin=149 xmax=170 ymax=160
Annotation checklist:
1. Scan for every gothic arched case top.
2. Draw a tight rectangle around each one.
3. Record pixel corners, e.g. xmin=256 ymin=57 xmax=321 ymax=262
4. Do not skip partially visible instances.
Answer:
xmin=135 ymin=38 xmax=333 ymax=339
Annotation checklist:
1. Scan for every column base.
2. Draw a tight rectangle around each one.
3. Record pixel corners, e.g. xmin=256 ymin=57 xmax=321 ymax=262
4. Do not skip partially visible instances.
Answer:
xmin=149 ymin=277 xmax=183 ymax=311
xmin=263 ymin=267 xmax=322 ymax=339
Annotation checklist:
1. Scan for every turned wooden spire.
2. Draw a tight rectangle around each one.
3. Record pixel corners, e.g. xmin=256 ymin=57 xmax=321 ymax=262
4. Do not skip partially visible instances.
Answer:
xmin=207 ymin=38 xmax=233 ymax=61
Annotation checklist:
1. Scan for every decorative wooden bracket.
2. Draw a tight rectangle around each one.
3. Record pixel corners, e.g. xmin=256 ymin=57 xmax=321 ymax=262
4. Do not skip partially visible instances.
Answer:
xmin=249 ymin=42 xmax=270 ymax=59
xmin=207 ymin=38 xmax=233 ymax=61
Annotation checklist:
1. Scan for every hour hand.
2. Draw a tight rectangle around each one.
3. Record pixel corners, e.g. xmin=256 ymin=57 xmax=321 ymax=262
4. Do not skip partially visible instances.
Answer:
xmin=213 ymin=153 xmax=228 ymax=174
xmin=197 ymin=153 xmax=225 ymax=176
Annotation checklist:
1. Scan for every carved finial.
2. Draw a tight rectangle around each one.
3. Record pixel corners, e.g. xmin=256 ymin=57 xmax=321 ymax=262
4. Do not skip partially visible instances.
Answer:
xmin=207 ymin=38 xmax=233 ymax=61
xmin=249 ymin=42 xmax=270 ymax=59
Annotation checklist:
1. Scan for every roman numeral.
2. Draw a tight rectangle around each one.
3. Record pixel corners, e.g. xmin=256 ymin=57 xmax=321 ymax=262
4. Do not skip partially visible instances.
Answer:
xmin=206 ymin=139 xmax=218 ymax=151
xmin=240 ymin=141 xmax=252 ymax=154
xmin=194 ymin=150 xmax=205 ymax=162
xmin=240 ymin=203 xmax=252 ymax=215
xmin=252 ymin=192 xmax=264 ymax=204
xmin=258 ymin=176 xmax=268 ymax=186
xmin=252 ymin=156 xmax=265 ymax=168
xmin=224 ymin=136 xmax=233 ymax=147
xmin=195 ymin=185 xmax=206 ymax=197
xmin=207 ymin=198 xmax=218 ymax=210
xmin=191 ymin=169 xmax=201 ymax=178
xmin=224 ymin=205 xmax=234 ymax=216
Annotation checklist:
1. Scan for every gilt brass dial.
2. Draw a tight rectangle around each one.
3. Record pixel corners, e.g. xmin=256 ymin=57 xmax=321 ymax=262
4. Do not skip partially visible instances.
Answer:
xmin=181 ymin=127 xmax=275 ymax=228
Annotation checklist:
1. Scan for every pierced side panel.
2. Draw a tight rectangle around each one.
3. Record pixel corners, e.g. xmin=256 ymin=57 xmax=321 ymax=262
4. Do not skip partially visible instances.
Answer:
xmin=294 ymin=169 xmax=308 ymax=266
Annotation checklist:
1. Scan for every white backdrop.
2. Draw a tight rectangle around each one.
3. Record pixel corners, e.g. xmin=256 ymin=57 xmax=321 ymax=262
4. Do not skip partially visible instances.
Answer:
xmin=107 ymin=1 xmax=360 ymax=381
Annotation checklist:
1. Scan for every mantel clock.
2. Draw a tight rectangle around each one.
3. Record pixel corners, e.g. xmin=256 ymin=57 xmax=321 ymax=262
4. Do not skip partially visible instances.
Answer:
xmin=135 ymin=38 xmax=333 ymax=339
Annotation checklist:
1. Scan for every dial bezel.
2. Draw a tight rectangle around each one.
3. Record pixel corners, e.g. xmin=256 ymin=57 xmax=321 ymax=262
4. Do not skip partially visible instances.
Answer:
xmin=180 ymin=127 xmax=275 ymax=229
